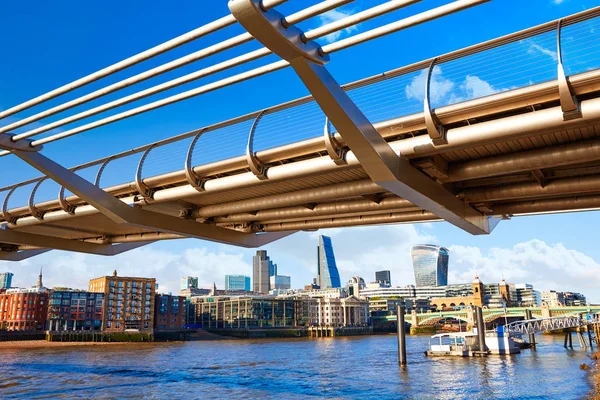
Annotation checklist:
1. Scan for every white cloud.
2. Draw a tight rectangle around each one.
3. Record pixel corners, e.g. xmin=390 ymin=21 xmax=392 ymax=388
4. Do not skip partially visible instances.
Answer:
xmin=526 ymin=43 xmax=558 ymax=62
xmin=448 ymin=240 xmax=600 ymax=303
xmin=460 ymin=75 xmax=499 ymax=98
xmin=316 ymin=9 xmax=360 ymax=44
xmin=553 ymin=0 xmax=565 ymax=4
xmin=405 ymin=66 xmax=455 ymax=103
xmin=0 ymin=247 xmax=251 ymax=295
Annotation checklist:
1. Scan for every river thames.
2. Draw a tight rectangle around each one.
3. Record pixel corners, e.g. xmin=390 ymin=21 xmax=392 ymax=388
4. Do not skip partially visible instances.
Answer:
xmin=0 ymin=334 xmax=595 ymax=399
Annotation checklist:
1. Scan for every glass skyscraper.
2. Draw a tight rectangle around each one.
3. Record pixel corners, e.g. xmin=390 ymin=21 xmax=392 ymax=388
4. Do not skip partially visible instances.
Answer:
xmin=410 ymin=245 xmax=449 ymax=287
xmin=317 ymin=235 xmax=341 ymax=288
xmin=0 ymin=272 xmax=13 ymax=289
xmin=225 ymin=275 xmax=251 ymax=291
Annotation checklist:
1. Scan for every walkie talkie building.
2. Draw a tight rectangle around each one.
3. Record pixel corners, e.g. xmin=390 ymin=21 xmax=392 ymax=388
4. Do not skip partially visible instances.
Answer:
xmin=410 ymin=245 xmax=449 ymax=287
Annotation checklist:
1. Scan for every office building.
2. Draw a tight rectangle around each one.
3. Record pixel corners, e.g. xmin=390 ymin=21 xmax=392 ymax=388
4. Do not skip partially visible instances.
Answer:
xmin=514 ymin=284 xmax=541 ymax=307
xmin=410 ymin=244 xmax=449 ymax=287
xmin=317 ymin=235 xmax=341 ymax=288
xmin=563 ymin=292 xmax=587 ymax=306
xmin=541 ymin=290 xmax=565 ymax=307
xmin=88 ymin=270 xmax=156 ymax=333
xmin=375 ymin=270 xmax=391 ymax=286
xmin=47 ymin=289 xmax=104 ymax=331
xmin=225 ymin=275 xmax=251 ymax=291
xmin=0 ymin=272 xmax=14 ymax=289
xmin=253 ymin=250 xmax=274 ymax=293
xmin=180 ymin=276 xmax=198 ymax=291
xmin=270 ymin=275 xmax=291 ymax=290
xmin=154 ymin=294 xmax=186 ymax=331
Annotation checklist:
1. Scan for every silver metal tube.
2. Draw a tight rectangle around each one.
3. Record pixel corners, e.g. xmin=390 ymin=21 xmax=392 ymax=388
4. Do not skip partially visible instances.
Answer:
xmin=462 ymin=175 xmax=600 ymax=203
xmin=493 ymin=195 xmax=600 ymax=215
xmin=194 ymin=179 xmax=383 ymax=218
xmin=214 ymin=196 xmax=413 ymax=223
xmin=262 ymin=210 xmax=438 ymax=231
xmin=7 ymin=0 xmax=351 ymax=138
xmin=0 ymin=0 xmax=287 ymax=121
xmin=446 ymin=139 xmax=600 ymax=182
xmin=322 ymin=0 xmax=489 ymax=54
xmin=18 ymin=0 xmax=477 ymax=148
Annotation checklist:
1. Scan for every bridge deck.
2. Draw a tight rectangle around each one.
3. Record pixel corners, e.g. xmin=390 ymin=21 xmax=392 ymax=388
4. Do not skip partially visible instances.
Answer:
xmin=1 ymin=6 xmax=600 ymax=256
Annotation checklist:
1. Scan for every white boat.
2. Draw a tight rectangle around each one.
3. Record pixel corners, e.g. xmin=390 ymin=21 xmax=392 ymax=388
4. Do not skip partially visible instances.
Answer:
xmin=426 ymin=328 xmax=521 ymax=357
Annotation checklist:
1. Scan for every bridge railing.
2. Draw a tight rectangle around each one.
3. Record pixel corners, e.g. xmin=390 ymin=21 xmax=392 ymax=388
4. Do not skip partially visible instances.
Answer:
xmin=504 ymin=315 xmax=599 ymax=335
xmin=1 ymin=8 xmax=600 ymax=214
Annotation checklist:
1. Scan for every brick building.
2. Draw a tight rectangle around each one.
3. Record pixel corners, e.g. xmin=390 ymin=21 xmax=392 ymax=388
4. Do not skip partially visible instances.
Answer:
xmin=154 ymin=294 xmax=186 ymax=331
xmin=0 ymin=269 xmax=48 ymax=331
xmin=89 ymin=270 xmax=156 ymax=333
xmin=47 ymin=289 xmax=104 ymax=331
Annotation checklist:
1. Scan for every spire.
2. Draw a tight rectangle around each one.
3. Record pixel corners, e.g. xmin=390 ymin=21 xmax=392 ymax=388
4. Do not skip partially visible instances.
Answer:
xmin=472 ymin=272 xmax=481 ymax=284
xmin=36 ymin=266 xmax=43 ymax=288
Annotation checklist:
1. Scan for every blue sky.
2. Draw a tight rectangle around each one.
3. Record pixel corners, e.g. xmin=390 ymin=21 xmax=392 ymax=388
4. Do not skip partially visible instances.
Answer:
xmin=1 ymin=0 xmax=600 ymax=302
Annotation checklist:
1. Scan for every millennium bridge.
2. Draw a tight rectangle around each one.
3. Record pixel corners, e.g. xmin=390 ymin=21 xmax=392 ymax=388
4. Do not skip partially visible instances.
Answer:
xmin=2 ymin=1 xmax=600 ymax=259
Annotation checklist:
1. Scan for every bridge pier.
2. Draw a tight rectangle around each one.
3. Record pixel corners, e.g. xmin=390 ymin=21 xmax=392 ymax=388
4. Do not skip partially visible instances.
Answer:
xmin=525 ymin=309 xmax=536 ymax=348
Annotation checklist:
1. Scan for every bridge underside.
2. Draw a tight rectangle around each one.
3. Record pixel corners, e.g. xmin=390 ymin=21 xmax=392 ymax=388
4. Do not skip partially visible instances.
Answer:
xmin=1 ymin=5 xmax=600 ymax=259
xmin=2 ymin=69 xmax=600 ymax=259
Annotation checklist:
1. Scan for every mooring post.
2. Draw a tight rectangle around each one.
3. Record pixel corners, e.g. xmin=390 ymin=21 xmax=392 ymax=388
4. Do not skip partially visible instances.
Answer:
xmin=525 ymin=309 xmax=536 ymax=348
xmin=569 ymin=331 xmax=573 ymax=348
xmin=564 ymin=332 xmax=569 ymax=348
xmin=397 ymin=304 xmax=407 ymax=366
xmin=587 ymin=323 xmax=593 ymax=349
xmin=475 ymin=306 xmax=487 ymax=353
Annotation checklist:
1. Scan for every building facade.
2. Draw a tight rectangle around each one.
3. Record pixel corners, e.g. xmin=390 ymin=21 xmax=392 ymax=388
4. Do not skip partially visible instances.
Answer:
xmin=253 ymin=250 xmax=273 ymax=293
xmin=375 ymin=270 xmax=391 ymax=286
xmin=225 ymin=275 xmax=251 ymax=291
xmin=154 ymin=294 xmax=186 ymax=331
xmin=88 ymin=271 xmax=156 ymax=333
xmin=180 ymin=276 xmax=198 ymax=291
xmin=0 ymin=272 xmax=14 ymax=289
xmin=0 ymin=289 xmax=48 ymax=331
xmin=47 ymin=289 xmax=104 ymax=331
xmin=541 ymin=290 xmax=565 ymax=307
xmin=410 ymin=244 xmax=449 ymax=287
xmin=270 ymin=275 xmax=291 ymax=290
xmin=196 ymin=297 xmax=310 ymax=329
xmin=317 ymin=235 xmax=341 ymax=288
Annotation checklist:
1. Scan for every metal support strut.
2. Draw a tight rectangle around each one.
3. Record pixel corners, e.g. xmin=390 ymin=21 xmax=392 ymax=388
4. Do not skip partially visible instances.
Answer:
xmin=229 ymin=0 xmax=490 ymax=235
xmin=185 ymin=129 xmax=208 ymax=191
xmin=323 ymin=117 xmax=347 ymax=165
xmin=557 ymin=19 xmax=582 ymax=121
xmin=424 ymin=58 xmax=447 ymax=145
xmin=28 ymin=178 xmax=47 ymax=220
xmin=246 ymin=110 xmax=268 ymax=180
xmin=134 ymin=145 xmax=155 ymax=201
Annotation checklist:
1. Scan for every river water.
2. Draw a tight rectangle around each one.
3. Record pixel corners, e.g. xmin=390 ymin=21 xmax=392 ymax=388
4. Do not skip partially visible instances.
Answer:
xmin=0 ymin=334 xmax=595 ymax=399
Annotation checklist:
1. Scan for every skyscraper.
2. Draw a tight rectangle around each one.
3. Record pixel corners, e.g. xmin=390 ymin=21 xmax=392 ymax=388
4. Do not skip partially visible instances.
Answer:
xmin=317 ymin=235 xmax=341 ymax=288
xmin=225 ymin=275 xmax=251 ymax=291
xmin=253 ymin=250 xmax=273 ymax=293
xmin=410 ymin=245 xmax=449 ymax=287
xmin=375 ymin=270 xmax=391 ymax=286
xmin=180 ymin=276 xmax=199 ymax=291
xmin=0 ymin=272 xmax=14 ymax=289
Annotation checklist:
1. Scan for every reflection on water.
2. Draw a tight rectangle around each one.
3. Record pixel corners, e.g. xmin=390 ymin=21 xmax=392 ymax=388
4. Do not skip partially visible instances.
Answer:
xmin=0 ymin=334 xmax=594 ymax=399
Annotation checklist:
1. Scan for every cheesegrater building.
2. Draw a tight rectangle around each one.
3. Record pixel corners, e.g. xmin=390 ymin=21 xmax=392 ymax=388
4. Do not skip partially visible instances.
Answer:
xmin=317 ymin=235 xmax=341 ymax=289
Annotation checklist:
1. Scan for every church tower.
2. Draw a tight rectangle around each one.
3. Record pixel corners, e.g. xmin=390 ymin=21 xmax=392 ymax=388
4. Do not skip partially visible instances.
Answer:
xmin=499 ymin=277 xmax=511 ymax=306
xmin=36 ymin=267 xmax=43 ymax=289
xmin=472 ymin=273 xmax=484 ymax=307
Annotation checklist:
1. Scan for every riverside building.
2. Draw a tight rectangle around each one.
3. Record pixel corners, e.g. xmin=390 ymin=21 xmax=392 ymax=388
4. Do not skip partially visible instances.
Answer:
xmin=154 ymin=294 xmax=186 ymax=331
xmin=0 ymin=269 xmax=48 ymax=331
xmin=47 ymin=289 xmax=104 ymax=331
xmin=88 ymin=271 xmax=156 ymax=333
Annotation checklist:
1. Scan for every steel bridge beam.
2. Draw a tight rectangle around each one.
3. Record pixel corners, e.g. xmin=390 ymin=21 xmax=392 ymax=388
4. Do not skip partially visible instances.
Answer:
xmin=0 ymin=249 xmax=49 ymax=261
xmin=229 ymin=0 xmax=491 ymax=235
xmin=0 ymin=134 xmax=295 ymax=249
xmin=0 ymin=227 xmax=153 ymax=256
